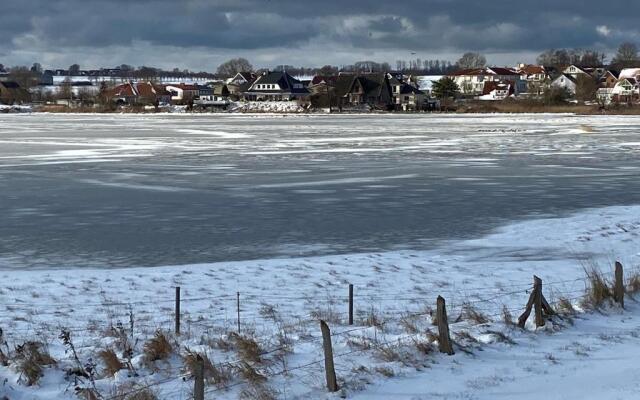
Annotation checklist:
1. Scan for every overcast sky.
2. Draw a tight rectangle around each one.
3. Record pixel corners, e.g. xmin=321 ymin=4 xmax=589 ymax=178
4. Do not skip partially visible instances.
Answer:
xmin=1 ymin=0 xmax=638 ymax=71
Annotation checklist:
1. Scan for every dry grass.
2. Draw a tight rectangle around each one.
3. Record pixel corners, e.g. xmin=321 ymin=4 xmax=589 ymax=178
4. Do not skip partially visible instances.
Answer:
xmin=556 ymin=297 xmax=577 ymax=316
xmin=459 ymin=303 xmax=491 ymax=325
xmin=582 ymin=268 xmax=613 ymax=308
xmin=411 ymin=337 xmax=434 ymax=355
xmin=143 ymin=331 xmax=173 ymax=363
xmin=484 ymin=330 xmax=516 ymax=345
xmin=182 ymin=349 xmax=232 ymax=387
xmin=239 ymin=384 xmax=278 ymax=400
xmin=627 ymin=272 xmax=640 ymax=295
xmin=109 ymin=384 xmax=158 ymax=400
xmin=13 ymin=341 xmax=57 ymax=386
xmin=235 ymin=361 xmax=267 ymax=384
xmin=98 ymin=348 xmax=124 ymax=377
xmin=501 ymin=306 xmax=514 ymax=326
xmin=230 ymin=333 xmax=263 ymax=364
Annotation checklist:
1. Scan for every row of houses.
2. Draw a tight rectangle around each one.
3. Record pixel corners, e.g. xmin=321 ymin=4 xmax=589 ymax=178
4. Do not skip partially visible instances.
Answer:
xmin=4 ymin=62 xmax=640 ymax=108
xmin=448 ymin=64 xmax=640 ymax=102
xmin=92 ymin=70 xmax=436 ymax=111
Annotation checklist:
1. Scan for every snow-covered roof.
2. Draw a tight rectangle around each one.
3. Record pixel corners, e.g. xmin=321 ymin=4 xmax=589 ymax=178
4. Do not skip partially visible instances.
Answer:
xmin=619 ymin=68 xmax=640 ymax=80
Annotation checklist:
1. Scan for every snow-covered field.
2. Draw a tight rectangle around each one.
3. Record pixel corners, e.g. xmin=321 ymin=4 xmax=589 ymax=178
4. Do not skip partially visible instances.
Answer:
xmin=1 ymin=113 xmax=640 ymax=399
xmin=1 ymin=204 xmax=639 ymax=399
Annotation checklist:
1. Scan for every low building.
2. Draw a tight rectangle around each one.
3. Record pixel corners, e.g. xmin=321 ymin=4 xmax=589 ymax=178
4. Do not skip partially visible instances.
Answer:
xmin=243 ymin=71 xmax=309 ymax=101
xmin=165 ymin=84 xmax=199 ymax=103
xmin=478 ymin=81 xmax=514 ymax=100
xmin=195 ymin=83 xmax=231 ymax=108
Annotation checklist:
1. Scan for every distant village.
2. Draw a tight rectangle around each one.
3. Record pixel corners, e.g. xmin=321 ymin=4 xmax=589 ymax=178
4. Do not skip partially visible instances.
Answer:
xmin=1 ymin=46 xmax=640 ymax=113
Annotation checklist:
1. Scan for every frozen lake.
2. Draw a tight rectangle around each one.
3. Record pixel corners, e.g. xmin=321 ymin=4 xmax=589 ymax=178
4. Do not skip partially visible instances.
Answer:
xmin=0 ymin=113 xmax=639 ymax=269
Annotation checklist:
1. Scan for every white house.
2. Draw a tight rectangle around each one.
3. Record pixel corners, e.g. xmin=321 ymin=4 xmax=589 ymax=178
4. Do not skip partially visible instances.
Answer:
xmin=611 ymin=78 xmax=639 ymax=102
xmin=165 ymin=84 xmax=199 ymax=102
xmin=478 ymin=81 xmax=514 ymax=101
xmin=448 ymin=67 xmax=526 ymax=96
xmin=551 ymin=74 xmax=578 ymax=94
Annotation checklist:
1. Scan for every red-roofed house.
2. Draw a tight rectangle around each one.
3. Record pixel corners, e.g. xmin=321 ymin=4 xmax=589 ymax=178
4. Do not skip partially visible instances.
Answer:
xmin=448 ymin=67 xmax=526 ymax=96
xmin=102 ymin=82 xmax=171 ymax=105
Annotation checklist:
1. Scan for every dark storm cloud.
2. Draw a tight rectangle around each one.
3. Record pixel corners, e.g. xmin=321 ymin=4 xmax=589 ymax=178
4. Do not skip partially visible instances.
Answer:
xmin=1 ymin=0 xmax=638 ymax=67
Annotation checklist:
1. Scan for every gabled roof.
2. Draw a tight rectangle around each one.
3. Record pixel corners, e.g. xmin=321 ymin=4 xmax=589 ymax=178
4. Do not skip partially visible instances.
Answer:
xmin=248 ymin=71 xmax=309 ymax=94
xmin=482 ymin=80 xmax=514 ymax=96
xmin=488 ymin=67 xmax=519 ymax=76
xmin=518 ymin=65 xmax=546 ymax=75
xmin=449 ymin=67 xmax=519 ymax=77
xmin=554 ymin=74 xmax=578 ymax=84
xmin=619 ymin=68 xmax=640 ymax=80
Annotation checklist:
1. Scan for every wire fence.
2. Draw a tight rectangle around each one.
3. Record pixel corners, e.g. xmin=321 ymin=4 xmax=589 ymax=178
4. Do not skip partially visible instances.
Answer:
xmin=1 ymin=264 xmax=637 ymax=399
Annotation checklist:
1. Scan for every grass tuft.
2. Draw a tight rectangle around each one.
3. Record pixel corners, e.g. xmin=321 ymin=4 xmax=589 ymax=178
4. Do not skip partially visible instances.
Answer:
xmin=98 ymin=348 xmax=124 ymax=377
xmin=143 ymin=331 xmax=173 ymax=364
xmin=14 ymin=341 xmax=57 ymax=386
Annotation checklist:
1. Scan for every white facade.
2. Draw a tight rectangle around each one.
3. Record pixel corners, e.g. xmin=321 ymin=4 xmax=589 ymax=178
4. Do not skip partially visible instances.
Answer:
xmin=551 ymin=75 xmax=577 ymax=94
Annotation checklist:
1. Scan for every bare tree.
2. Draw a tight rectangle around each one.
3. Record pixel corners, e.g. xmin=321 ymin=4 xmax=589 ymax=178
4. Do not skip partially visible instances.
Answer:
xmin=456 ymin=52 xmax=486 ymax=69
xmin=575 ymin=75 xmax=598 ymax=103
xmin=216 ymin=58 xmax=253 ymax=78
xmin=612 ymin=42 xmax=639 ymax=69
xmin=68 ymin=64 xmax=81 ymax=75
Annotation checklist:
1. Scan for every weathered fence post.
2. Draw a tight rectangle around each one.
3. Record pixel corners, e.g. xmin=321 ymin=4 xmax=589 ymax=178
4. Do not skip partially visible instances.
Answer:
xmin=518 ymin=275 xmax=552 ymax=329
xmin=348 ymin=284 xmax=354 ymax=326
xmin=533 ymin=276 xmax=544 ymax=327
xmin=237 ymin=291 xmax=241 ymax=334
xmin=193 ymin=354 xmax=205 ymax=400
xmin=320 ymin=320 xmax=339 ymax=392
xmin=436 ymin=296 xmax=454 ymax=355
xmin=614 ymin=261 xmax=625 ymax=308
xmin=175 ymin=287 xmax=181 ymax=336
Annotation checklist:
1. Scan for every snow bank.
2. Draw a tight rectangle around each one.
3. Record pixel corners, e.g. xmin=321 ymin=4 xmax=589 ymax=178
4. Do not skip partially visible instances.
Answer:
xmin=229 ymin=101 xmax=307 ymax=113
xmin=1 ymin=204 xmax=639 ymax=399
xmin=0 ymin=104 xmax=32 ymax=113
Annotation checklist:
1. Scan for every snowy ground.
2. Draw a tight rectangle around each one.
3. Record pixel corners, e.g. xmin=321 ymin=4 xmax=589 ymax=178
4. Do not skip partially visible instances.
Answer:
xmin=1 ymin=204 xmax=639 ymax=399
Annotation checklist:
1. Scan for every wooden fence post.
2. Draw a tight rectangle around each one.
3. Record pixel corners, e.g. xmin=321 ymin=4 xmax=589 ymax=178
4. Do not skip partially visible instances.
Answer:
xmin=175 ymin=287 xmax=181 ymax=336
xmin=193 ymin=354 xmax=205 ymax=400
xmin=518 ymin=275 xmax=552 ymax=328
xmin=348 ymin=284 xmax=354 ymax=326
xmin=320 ymin=320 xmax=339 ymax=392
xmin=436 ymin=296 xmax=454 ymax=355
xmin=237 ymin=291 xmax=241 ymax=333
xmin=614 ymin=261 xmax=624 ymax=308
xmin=533 ymin=276 xmax=544 ymax=327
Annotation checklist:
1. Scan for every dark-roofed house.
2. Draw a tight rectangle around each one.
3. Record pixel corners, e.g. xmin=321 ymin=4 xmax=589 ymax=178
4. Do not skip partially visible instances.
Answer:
xmin=243 ymin=71 xmax=309 ymax=101
xmin=389 ymin=76 xmax=425 ymax=110
xmin=227 ymin=72 xmax=256 ymax=99
xmin=333 ymin=73 xmax=393 ymax=110
xmin=478 ymin=81 xmax=515 ymax=100
xmin=0 ymin=81 xmax=31 ymax=104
